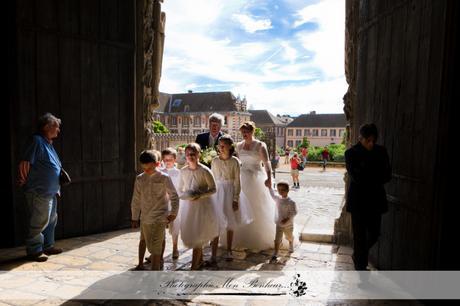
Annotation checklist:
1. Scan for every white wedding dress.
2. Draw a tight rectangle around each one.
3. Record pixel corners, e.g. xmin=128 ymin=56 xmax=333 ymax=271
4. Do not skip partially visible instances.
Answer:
xmin=232 ymin=140 xmax=277 ymax=251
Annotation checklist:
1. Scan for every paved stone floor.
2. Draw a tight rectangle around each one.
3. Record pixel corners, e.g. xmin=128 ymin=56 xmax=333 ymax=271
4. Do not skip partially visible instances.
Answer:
xmin=0 ymin=165 xmax=422 ymax=305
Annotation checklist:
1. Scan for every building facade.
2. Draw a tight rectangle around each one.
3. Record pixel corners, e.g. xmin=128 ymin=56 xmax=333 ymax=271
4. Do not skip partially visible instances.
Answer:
xmin=153 ymin=91 xmax=251 ymax=142
xmin=285 ymin=112 xmax=346 ymax=148
xmin=249 ymin=110 xmax=290 ymax=154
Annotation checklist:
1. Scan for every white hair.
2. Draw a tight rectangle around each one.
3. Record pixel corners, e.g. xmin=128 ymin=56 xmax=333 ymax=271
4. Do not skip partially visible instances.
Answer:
xmin=37 ymin=113 xmax=61 ymax=131
xmin=209 ymin=113 xmax=224 ymax=126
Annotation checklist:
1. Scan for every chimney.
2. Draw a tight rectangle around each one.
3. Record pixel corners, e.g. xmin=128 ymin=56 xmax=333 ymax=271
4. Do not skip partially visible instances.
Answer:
xmin=310 ymin=111 xmax=316 ymax=115
xmin=188 ymin=90 xmax=193 ymax=93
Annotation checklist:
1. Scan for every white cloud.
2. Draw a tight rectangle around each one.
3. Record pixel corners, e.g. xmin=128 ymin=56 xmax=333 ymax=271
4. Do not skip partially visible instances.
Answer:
xmin=159 ymin=0 xmax=346 ymax=114
xmin=232 ymin=14 xmax=273 ymax=33
xmin=232 ymin=76 xmax=348 ymax=116
xmin=294 ymin=0 xmax=345 ymax=78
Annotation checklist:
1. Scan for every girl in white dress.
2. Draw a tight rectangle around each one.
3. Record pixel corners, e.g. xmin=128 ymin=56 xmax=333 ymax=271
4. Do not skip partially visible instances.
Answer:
xmin=178 ymin=143 xmax=219 ymax=270
xmin=210 ymin=135 xmax=253 ymax=262
xmin=233 ymin=121 xmax=277 ymax=251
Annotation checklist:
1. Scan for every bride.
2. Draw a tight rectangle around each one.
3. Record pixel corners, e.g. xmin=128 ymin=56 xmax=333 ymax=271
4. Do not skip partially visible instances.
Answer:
xmin=232 ymin=121 xmax=276 ymax=251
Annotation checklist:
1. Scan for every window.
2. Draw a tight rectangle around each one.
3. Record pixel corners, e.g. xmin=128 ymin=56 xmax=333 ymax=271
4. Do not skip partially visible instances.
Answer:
xmin=330 ymin=129 xmax=336 ymax=137
xmin=296 ymin=129 xmax=302 ymax=136
xmin=183 ymin=116 xmax=189 ymax=127
xmin=184 ymin=105 xmax=190 ymax=112
xmin=295 ymin=140 xmax=301 ymax=146
xmin=339 ymin=129 xmax=345 ymax=137
xmin=288 ymin=129 xmax=293 ymax=136
xmin=312 ymin=129 xmax=318 ymax=136
xmin=172 ymin=99 xmax=182 ymax=107
xmin=170 ymin=129 xmax=178 ymax=134
xmin=193 ymin=129 xmax=201 ymax=135
xmin=321 ymin=129 xmax=327 ymax=136
xmin=171 ymin=116 xmax=177 ymax=126
xmin=194 ymin=116 xmax=201 ymax=127
xmin=181 ymin=130 xmax=189 ymax=134
xmin=287 ymin=140 xmax=293 ymax=147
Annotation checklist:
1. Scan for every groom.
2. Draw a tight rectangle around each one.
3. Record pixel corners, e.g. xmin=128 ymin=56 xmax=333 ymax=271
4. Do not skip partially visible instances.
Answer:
xmin=195 ymin=113 xmax=224 ymax=150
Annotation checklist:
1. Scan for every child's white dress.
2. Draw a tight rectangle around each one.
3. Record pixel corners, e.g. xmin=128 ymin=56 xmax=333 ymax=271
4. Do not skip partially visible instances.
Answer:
xmin=178 ymin=164 xmax=219 ymax=249
xmin=161 ymin=166 xmax=181 ymax=237
xmin=211 ymin=156 xmax=253 ymax=233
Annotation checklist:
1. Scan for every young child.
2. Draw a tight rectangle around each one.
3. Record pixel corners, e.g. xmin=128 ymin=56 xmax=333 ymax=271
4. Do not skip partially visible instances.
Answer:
xmin=178 ymin=143 xmax=219 ymax=270
xmin=131 ymin=150 xmax=179 ymax=270
xmin=267 ymin=180 xmax=298 ymax=263
xmin=176 ymin=146 xmax=187 ymax=169
xmin=160 ymin=147 xmax=181 ymax=260
xmin=210 ymin=135 xmax=253 ymax=262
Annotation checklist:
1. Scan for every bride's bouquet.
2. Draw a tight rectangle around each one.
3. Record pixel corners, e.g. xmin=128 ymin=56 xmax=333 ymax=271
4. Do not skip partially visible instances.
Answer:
xmin=199 ymin=147 xmax=218 ymax=168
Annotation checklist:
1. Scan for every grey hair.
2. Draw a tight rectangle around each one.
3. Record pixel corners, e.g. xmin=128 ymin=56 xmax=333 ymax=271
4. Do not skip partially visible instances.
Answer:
xmin=37 ymin=113 xmax=61 ymax=132
xmin=209 ymin=113 xmax=224 ymax=126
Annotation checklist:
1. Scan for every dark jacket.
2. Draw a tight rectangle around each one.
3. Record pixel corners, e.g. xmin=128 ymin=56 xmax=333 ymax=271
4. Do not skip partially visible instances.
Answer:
xmin=195 ymin=131 xmax=223 ymax=150
xmin=345 ymin=142 xmax=392 ymax=214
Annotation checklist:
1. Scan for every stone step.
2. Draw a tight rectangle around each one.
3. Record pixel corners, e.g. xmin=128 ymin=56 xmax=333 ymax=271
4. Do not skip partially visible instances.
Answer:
xmin=300 ymin=230 xmax=334 ymax=243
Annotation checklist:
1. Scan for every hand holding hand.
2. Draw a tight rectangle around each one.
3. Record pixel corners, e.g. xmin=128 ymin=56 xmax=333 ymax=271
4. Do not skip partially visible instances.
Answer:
xmin=264 ymin=179 xmax=272 ymax=188
xmin=232 ymin=201 xmax=239 ymax=211
xmin=131 ymin=220 xmax=140 ymax=228
xmin=166 ymin=214 xmax=176 ymax=222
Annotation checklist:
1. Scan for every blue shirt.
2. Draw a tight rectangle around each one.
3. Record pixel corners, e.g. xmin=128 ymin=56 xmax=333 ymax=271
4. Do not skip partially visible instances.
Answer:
xmin=22 ymin=134 xmax=61 ymax=197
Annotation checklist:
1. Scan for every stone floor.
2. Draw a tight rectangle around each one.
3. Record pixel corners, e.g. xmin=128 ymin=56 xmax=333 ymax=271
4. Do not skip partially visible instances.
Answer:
xmin=1 ymin=165 xmax=423 ymax=305
xmin=0 ymin=228 xmax=358 ymax=305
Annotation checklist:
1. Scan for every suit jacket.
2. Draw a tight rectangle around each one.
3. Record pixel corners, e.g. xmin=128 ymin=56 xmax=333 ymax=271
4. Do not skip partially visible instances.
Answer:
xmin=345 ymin=142 xmax=392 ymax=214
xmin=195 ymin=131 xmax=223 ymax=150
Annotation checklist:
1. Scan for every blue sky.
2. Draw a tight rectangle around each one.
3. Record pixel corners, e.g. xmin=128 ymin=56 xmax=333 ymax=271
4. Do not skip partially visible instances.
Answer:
xmin=160 ymin=0 xmax=346 ymax=116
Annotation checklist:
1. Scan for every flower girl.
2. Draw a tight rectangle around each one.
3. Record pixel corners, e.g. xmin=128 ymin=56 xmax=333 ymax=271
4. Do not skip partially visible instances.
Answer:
xmin=210 ymin=135 xmax=253 ymax=261
xmin=178 ymin=143 xmax=219 ymax=270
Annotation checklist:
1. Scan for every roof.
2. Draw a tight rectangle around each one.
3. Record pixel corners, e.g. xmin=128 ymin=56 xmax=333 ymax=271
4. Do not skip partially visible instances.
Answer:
xmin=163 ymin=91 xmax=248 ymax=113
xmin=156 ymin=92 xmax=171 ymax=113
xmin=287 ymin=113 xmax=347 ymax=128
xmin=249 ymin=110 xmax=284 ymax=125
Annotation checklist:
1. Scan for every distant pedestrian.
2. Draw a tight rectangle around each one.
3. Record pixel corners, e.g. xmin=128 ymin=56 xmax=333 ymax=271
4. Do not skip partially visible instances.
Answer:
xmin=290 ymin=153 xmax=302 ymax=189
xmin=345 ymin=123 xmax=391 ymax=270
xmin=321 ymin=147 xmax=330 ymax=171
xmin=301 ymin=147 xmax=308 ymax=167
xmin=284 ymin=147 xmax=290 ymax=164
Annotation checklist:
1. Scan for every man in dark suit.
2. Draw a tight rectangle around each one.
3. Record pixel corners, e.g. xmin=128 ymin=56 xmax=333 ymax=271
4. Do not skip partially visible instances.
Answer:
xmin=345 ymin=123 xmax=391 ymax=270
xmin=195 ymin=113 xmax=224 ymax=150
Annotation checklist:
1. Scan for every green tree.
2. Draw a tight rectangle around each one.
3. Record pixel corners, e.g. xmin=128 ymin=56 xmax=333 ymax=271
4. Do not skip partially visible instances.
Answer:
xmin=254 ymin=127 xmax=265 ymax=140
xmin=152 ymin=120 xmax=170 ymax=134
xmin=297 ymin=137 xmax=310 ymax=150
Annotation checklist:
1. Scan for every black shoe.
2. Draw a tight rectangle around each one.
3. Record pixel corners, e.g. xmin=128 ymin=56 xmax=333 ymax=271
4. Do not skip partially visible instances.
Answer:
xmin=26 ymin=251 xmax=48 ymax=262
xmin=44 ymin=247 xmax=63 ymax=255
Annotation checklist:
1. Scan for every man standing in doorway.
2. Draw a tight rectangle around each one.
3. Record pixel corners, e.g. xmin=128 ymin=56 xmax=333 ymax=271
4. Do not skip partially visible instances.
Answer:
xmin=345 ymin=123 xmax=391 ymax=270
xmin=18 ymin=113 xmax=64 ymax=261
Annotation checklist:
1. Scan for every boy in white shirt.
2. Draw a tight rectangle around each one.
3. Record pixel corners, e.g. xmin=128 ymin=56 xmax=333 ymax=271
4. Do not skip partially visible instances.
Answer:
xmin=267 ymin=180 xmax=298 ymax=263
xmin=131 ymin=150 xmax=179 ymax=270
